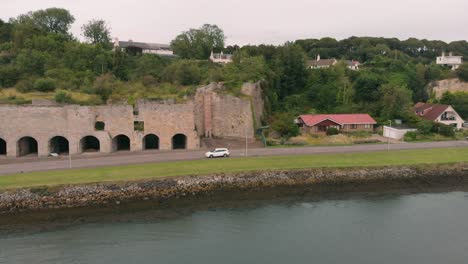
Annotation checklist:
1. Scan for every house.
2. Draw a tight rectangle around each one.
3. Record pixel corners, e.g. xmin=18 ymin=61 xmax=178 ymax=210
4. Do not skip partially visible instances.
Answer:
xmin=295 ymin=114 xmax=377 ymax=134
xmin=414 ymin=102 xmax=465 ymax=129
xmin=436 ymin=52 xmax=462 ymax=70
xmin=346 ymin=60 xmax=360 ymax=70
xmin=306 ymin=55 xmax=337 ymax=69
xmin=210 ymin=51 xmax=233 ymax=64
xmin=306 ymin=55 xmax=360 ymax=70
xmin=114 ymin=39 xmax=174 ymax=57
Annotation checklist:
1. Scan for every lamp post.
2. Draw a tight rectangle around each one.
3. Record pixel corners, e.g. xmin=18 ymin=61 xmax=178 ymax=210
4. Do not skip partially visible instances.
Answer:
xmin=245 ymin=120 xmax=248 ymax=157
xmin=387 ymin=120 xmax=392 ymax=152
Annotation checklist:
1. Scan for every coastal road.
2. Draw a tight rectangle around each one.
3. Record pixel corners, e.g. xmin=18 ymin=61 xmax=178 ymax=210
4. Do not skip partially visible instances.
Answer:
xmin=0 ymin=140 xmax=467 ymax=175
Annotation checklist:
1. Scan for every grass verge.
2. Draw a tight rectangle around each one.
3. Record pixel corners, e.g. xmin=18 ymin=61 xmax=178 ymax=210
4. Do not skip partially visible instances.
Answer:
xmin=1 ymin=147 xmax=467 ymax=190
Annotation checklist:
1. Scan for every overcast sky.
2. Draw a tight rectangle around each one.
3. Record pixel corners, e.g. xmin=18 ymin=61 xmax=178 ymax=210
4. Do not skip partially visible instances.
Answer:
xmin=2 ymin=0 xmax=467 ymax=45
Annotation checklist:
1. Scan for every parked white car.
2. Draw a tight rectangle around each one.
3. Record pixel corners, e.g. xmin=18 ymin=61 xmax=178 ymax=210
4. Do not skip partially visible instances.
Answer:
xmin=205 ymin=148 xmax=230 ymax=158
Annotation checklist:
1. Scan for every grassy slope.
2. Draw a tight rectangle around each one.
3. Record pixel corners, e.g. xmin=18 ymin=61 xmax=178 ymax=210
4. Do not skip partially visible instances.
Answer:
xmin=1 ymin=147 xmax=467 ymax=190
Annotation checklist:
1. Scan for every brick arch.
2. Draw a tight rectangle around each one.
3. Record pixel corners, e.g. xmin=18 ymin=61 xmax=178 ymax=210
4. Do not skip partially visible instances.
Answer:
xmin=80 ymin=135 xmax=100 ymax=153
xmin=17 ymin=136 xmax=38 ymax=157
xmin=0 ymin=137 xmax=6 ymax=155
xmin=112 ymin=134 xmax=131 ymax=151
xmin=172 ymin=133 xmax=187 ymax=150
xmin=143 ymin=134 xmax=159 ymax=150
xmin=49 ymin=136 xmax=69 ymax=155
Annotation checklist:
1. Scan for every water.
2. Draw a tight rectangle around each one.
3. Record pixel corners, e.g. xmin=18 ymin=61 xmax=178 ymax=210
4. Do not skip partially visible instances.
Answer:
xmin=1 ymin=191 xmax=468 ymax=264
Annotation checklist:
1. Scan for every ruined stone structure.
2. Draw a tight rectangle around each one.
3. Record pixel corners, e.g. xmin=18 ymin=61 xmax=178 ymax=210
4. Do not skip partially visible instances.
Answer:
xmin=428 ymin=78 xmax=468 ymax=98
xmin=0 ymin=82 xmax=263 ymax=157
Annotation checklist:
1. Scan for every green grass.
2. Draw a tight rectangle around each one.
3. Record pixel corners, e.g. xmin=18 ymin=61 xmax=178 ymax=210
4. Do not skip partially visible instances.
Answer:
xmin=1 ymin=147 xmax=467 ymax=190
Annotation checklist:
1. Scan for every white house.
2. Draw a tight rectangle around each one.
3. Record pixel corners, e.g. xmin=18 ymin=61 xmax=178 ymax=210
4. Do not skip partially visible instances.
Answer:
xmin=307 ymin=55 xmax=360 ymax=70
xmin=436 ymin=52 xmax=463 ymax=70
xmin=414 ymin=102 xmax=465 ymax=129
xmin=307 ymin=55 xmax=337 ymax=69
xmin=210 ymin=51 xmax=233 ymax=64
xmin=114 ymin=39 xmax=174 ymax=57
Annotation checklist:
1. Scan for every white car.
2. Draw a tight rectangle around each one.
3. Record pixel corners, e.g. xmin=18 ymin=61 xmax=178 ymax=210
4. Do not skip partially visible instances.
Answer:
xmin=205 ymin=148 xmax=230 ymax=158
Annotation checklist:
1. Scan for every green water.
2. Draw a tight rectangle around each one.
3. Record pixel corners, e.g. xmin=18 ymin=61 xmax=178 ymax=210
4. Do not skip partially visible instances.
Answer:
xmin=1 ymin=191 xmax=468 ymax=263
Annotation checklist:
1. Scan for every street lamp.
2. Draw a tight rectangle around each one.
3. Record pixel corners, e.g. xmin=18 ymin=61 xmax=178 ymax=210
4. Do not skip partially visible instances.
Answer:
xmin=387 ymin=120 xmax=392 ymax=152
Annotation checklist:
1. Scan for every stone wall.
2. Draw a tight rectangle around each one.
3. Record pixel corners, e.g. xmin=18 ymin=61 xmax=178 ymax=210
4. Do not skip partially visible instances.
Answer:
xmin=195 ymin=82 xmax=264 ymax=140
xmin=0 ymin=82 xmax=263 ymax=157
xmin=0 ymin=101 xmax=199 ymax=157
xmin=428 ymin=78 xmax=468 ymax=98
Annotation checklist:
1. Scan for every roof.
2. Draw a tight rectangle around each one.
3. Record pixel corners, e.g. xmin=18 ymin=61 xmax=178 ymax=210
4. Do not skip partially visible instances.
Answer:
xmin=306 ymin=59 xmax=337 ymax=67
xmin=118 ymin=41 xmax=171 ymax=50
xmin=414 ymin=102 xmax=450 ymax=121
xmin=346 ymin=60 xmax=360 ymax=66
xmin=298 ymin=114 xmax=377 ymax=126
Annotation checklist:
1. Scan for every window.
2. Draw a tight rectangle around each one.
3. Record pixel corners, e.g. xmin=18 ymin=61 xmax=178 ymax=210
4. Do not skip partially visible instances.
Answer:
xmin=95 ymin=121 xmax=105 ymax=131
xmin=364 ymin=124 xmax=371 ymax=129
xmin=351 ymin=124 xmax=357 ymax=129
xmin=134 ymin=121 xmax=144 ymax=131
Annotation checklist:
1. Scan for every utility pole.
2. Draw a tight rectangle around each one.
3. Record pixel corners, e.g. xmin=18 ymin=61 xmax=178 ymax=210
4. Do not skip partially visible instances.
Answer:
xmin=245 ymin=120 xmax=248 ymax=157
xmin=387 ymin=120 xmax=392 ymax=152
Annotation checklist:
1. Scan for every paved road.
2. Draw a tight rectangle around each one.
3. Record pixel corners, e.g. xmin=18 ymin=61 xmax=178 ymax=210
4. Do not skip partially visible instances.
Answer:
xmin=0 ymin=140 xmax=467 ymax=175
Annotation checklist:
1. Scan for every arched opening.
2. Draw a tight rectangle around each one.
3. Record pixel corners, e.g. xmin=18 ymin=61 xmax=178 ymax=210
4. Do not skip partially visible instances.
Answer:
xmin=80 ymin=136 xmax=100 ymax=153
xmin=49 ymin=136 xmax=69 ymax=155
xmin=113 ymin=134 xmax=130 ymax=151
xmin=17 ymin=136 xmax=38 ymax=157
xmin=172 ymin=134 xmax=187 ymax=150
xmin=0 ymin=138 xmax=6 ymax=155
xmin=143 ymin=134 xmax=159 ymax=150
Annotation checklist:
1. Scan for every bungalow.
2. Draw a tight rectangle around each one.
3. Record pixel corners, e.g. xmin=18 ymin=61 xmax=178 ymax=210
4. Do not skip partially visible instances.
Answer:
xmin=306 ymin=55 xmax=337 ymax=69
xmin=114 ymin=39 xmax=174 ymax=57
xmin=414 ymin=102 xmax=465 ymax=129
xmin=295 ymin=114 xmax=377 ymax=134
xmin=436 ymin=52 xmax=462 ymax=70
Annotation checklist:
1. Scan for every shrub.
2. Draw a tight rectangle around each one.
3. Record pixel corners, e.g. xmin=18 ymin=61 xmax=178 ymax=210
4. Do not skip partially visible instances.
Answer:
xmin=326 ymin=127 xmax=340 ymax=135
xmin=438 ymin=124 xmax=455 ymax=137
xmin=33 ymin=78 xmax=56 ymax=92
xmin=54 ymin=90 xmax=73 ymax=104
xmin=15 ymin=78 xmax=35 ymax=93
xmin=416 ymin=120 xmax=434 ymax=135
xmin=404 ymin=131 xmax=418 ymax=141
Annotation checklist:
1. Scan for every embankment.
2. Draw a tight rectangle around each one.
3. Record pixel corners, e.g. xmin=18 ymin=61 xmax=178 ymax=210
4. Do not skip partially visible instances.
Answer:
xmin=1 ymin=163 xmax=467 ymax=214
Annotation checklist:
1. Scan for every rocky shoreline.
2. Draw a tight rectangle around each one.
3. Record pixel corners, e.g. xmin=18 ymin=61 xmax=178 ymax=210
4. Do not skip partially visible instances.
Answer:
xmin=1 ymin=163 xmax=467 ymax=214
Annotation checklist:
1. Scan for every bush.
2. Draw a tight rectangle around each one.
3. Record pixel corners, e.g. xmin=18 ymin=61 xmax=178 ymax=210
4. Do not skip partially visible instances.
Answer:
xmin=54 ymin=90 xmax=73 ymax=104
xmin=404 ymin=131 xmax=418 ymax=141
xmin=326 ymin=127 xmax=339 ymax=135
xmin=33 ymin=78 xmax=56 ymax=92
xmin=15 ymin=78 xmax=35 ymax=93
xmin=416 ymin=120 xmax=434 ymax=135
xmin=438 ymin=124 xmax=455 ymax=137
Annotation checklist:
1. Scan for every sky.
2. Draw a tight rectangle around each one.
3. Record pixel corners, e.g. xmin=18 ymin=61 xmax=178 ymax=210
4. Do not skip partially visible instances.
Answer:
xmin=1 ymin=0 xmax=467 ymax=46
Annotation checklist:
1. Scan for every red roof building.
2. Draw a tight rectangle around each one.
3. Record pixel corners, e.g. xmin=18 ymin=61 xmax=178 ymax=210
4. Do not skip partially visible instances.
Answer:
xmin=414 ymin=102 xmax=465 ymax=129
xmin=296 ymin=114 xmax=377 ymax=134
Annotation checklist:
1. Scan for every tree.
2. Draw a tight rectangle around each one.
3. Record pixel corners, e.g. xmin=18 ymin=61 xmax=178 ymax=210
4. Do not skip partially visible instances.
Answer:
xmin=0 ymin=19 xmax=12 ymax=43
xmin=379 ymin=84 xmax=413 ymax=120
xmin=273 ymin=44 xmax=308 ymax=99
xmin=270 ymin=112 xmax=299 ymax=139
xmin=81 ymin=19 xmax=112 ymax=48
xmin=30 ymin=8 xmax=75 ymax=35
xmin=456 ymin=63 xmax=468 ymax=82
xmin=171 ymin=24 xmax=225 ymax=59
